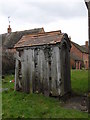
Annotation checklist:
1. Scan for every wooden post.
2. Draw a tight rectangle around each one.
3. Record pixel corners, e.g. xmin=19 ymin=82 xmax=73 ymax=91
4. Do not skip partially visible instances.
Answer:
xmin=88 ymin=1 xmax=90 ymax=114
xmin=85 ymin=0 xmax=90 ymax=114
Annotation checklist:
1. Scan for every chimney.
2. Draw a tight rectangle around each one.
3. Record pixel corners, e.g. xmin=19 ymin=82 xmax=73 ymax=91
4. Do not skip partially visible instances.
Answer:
xmin=7 ymin=25 xmax=12 ymax=33
xmin=85 ymin=41 xmax=88 ymax=48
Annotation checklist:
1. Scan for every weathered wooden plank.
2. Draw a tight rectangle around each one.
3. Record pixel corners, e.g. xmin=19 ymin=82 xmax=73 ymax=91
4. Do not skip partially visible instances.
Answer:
xmin=15 ymin=51 xmax=20 ymax=91
xmin=26 ymin=50 xmax=30 ymax=93
xmin=37 ymin=50 xmax=44 ymax=93
xmin=43 ymin=48 xmax=50 ymax=96
xmin=37 ymin=49 xmax=41 ymax=93
xmin=21 ymin=50 xmax=26 ymax=92
xmin=51 ymin=47 xmax=61 ymax=96
xmin=14 ymin=53 xmax=21 ymax=61
xmin=21 ymin=50 xmax=30 ymax=93
xmin=45 ymin=59 xmax=50 ymax=96
xmin=65 ymin=50 xmax=71 ymax=92
xmin=27 ymin=49 xmax=34 ymax=93
xmin=17 ymin=51 xmax=24 ymax=90
xmin=34 ymin=49 xmax=39 ymax=93
xmin=21 ymin=51 xmax=25 ymax=92
xmin=31 ymin=49 xmax=35 ymax=93
xmin=55 ymin=47 xmax=61 ymax=96
xmin=60 ymin=41 xmax=71 ymax=96
xmin=60 ymin=43 xmax=66 ymax=96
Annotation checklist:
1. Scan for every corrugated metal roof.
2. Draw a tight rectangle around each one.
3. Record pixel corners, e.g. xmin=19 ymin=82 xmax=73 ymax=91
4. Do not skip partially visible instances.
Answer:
xmin=14 ymin=30 xmax=64 ymax=48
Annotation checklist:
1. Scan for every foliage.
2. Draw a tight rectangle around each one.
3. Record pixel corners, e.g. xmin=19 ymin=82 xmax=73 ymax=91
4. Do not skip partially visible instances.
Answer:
xmin=2 ymin=50 xmax=15 ymax=75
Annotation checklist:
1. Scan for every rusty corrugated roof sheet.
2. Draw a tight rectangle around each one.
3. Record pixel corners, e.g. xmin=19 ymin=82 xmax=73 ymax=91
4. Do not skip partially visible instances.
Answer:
xmin=14 ymin=30 xmax=64 ymax=48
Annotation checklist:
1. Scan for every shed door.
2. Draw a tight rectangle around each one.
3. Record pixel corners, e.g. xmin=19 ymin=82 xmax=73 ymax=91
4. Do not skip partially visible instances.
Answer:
xmin=61 ymin=42 xmax=69 ymax=94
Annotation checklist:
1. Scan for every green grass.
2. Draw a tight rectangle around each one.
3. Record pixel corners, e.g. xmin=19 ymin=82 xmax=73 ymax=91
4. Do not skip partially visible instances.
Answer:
xmin=2 ymin=90 xmax=88 ymax=118
xmin=71 ymin=70 xmax=88 ymax=95
xmin=2 ymin=70 xmax=89 ymax=118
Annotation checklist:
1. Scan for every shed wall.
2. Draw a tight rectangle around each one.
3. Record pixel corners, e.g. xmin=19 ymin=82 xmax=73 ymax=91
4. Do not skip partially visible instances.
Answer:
xmin=21 ymin=46 xmax=62 ymax=96
xmin=15 ymin=42 xmax=71 ymax=96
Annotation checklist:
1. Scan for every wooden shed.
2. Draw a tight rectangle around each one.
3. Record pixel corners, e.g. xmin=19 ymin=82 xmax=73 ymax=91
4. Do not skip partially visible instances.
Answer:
xmin=14 ymin=30 xmax=71 ymax=97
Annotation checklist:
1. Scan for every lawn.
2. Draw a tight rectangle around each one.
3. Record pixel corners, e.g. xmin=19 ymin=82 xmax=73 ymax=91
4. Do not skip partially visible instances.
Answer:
xmin=71 ymin=70 xmax=88 ymax=95
xmin=2 ymin=70 xmax=89 ymax=119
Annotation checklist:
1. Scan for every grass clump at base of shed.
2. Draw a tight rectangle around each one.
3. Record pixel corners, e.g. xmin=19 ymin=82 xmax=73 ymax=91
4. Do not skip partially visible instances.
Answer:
xmin=2 ymin=70 xmax=88 ymax=118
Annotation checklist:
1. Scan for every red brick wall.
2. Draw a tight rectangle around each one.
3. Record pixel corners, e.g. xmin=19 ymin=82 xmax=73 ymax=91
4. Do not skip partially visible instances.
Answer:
xmin=71 ymin=43 xmax=82 ymax=59
xmin=70 ymin=58 xmax=75 ymax=69
xmin=70 ymin=43 xmax=89 ymax=69
xmin=82 ymin=53 xmax=89 ymax=69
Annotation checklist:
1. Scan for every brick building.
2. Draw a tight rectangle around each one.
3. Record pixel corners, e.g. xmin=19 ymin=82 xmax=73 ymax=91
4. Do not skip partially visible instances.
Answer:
xmin=70 ymin=41 xmax=89 ymax=69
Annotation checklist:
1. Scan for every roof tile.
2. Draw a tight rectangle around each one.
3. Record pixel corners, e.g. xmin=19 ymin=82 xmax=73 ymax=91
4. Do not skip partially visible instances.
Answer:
xmin=14 ymin=31 xmax=64 ymax=48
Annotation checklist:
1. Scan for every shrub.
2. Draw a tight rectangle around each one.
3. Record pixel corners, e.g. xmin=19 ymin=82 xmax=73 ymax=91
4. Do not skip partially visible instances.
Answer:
xmin=2 ymin=50 xmax=15 ymax=75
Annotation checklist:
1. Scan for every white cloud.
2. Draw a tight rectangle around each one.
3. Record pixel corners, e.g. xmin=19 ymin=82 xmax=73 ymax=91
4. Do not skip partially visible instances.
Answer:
xmin=44 ymin=17 xmax=88 ymax=45
xmin=0 ymin=0 xmax=88 ymax=45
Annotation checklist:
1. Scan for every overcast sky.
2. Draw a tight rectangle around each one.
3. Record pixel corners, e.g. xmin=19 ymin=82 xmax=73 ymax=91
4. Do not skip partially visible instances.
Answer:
xmin=0 ymin=0 xmax=88 ymax=45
